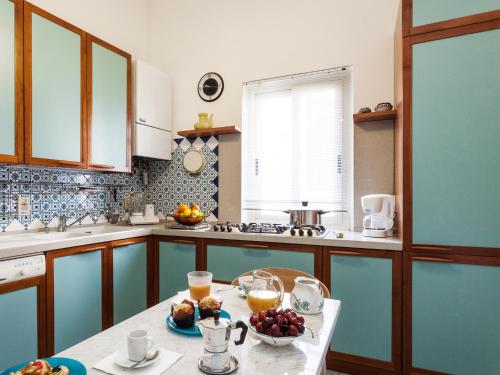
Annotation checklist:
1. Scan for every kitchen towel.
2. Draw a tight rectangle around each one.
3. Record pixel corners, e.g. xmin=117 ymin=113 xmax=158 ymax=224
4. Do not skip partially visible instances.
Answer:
xmin=93 ymin=348 xmax=183 ymax=375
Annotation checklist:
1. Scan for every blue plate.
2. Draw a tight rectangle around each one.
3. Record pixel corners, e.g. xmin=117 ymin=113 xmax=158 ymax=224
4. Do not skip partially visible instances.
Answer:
xmin=1 ymin=358 xmax=86 ymax=375
xmin=166 ymin=307 xmax=231 ymax=336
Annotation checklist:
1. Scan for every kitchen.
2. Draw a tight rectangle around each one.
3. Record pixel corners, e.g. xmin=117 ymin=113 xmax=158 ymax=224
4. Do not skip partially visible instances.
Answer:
xmin=0 ymin=1 xmax=499 ymax=375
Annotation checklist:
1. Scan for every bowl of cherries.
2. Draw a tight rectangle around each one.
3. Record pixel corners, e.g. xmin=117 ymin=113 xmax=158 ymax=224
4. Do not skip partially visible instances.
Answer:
xmin=248 ymin=307 xmax=309 ymax=346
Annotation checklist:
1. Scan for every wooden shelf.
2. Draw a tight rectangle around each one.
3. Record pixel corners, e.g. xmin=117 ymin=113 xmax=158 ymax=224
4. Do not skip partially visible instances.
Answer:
xmin=177 ymin=125 xmax=241 ymax=138
xmin=353 ymin=110 xmax=397 ymax=123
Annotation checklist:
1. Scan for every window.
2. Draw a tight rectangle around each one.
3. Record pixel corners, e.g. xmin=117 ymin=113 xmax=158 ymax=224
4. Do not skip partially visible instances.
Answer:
xmin=241 ymin=67 xmax=353 ymax=227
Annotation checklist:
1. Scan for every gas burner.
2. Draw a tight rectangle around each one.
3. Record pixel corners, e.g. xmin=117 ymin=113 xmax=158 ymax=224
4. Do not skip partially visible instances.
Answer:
xmin=288 ymin=225 xmax=328 ymax=237
xmin=211 ymin=223 xmax=290 ymax=234
xmin=211 ymin=222 xmax=241 ymax=233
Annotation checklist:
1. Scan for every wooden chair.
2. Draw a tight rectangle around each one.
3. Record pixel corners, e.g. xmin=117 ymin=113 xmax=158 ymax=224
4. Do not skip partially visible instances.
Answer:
xmin=231 ymin=267 xmax=330 ymax=298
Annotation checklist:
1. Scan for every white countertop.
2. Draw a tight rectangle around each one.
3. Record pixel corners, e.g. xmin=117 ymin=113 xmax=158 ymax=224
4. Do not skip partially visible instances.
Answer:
xmin=0 ymin=223 xmax=402 ymax=260
xmin=57 ymin=285 xmax=341 ymax=375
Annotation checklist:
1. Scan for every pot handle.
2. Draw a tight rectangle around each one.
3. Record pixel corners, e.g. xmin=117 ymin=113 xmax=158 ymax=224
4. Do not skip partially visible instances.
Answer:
xmin=234 ymin=320 xmax=248 ymax=346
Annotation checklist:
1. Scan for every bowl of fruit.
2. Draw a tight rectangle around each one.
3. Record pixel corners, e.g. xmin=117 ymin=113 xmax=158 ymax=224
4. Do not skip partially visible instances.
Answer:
xmin=248 ymin=308 xmax=309 ymax=346
xmin=170 ymin=203 xmax=207 ymax=226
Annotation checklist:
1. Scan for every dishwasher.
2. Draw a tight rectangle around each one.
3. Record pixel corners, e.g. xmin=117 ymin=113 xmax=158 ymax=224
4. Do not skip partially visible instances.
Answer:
xmin=0 ymin=254 xmax=46 ymax=371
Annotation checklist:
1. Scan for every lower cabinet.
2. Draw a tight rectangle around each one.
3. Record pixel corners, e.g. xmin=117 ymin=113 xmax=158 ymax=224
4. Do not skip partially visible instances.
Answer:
xmin=0 ymin=277 xmax=45 ymax=370
xmin=405 ymin=253 xmax=500 ymax=375
xmin=157 ymin=238 xmax=198 ymax=302
xmin=205 ymin=241 xmax=319 ymax=282
xmin=323 ymin=247 xmax=401 ymax=373
xmin=46 ymin=244 xmax=106 ymax=355
xmin=111 ymin=238 xmax=148 ymax=324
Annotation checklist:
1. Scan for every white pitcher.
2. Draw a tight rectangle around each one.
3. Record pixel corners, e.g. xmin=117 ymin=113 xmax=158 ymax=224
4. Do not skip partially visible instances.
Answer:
xmin=290 ymin=277 xmax=324 ymax=315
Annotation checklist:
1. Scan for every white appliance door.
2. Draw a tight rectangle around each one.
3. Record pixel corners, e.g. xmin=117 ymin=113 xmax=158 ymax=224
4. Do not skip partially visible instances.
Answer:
xmin=134 ymin=60 xmax=171 ymax=131
xmin=133 ymin=124 xmax=171 ymax=160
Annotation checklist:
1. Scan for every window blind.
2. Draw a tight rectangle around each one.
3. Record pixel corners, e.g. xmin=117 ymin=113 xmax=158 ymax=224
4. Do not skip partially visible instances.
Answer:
xmin=241 ymin=67 xmax=352 ymax=226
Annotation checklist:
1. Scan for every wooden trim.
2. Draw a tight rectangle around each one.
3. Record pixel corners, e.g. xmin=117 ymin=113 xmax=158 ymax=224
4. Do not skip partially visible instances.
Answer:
xmin=23 ymin=2 xmax=87 ymax=168
xmin=410 ymin=9 xmax=500 ymax=36
xmin=326 ymin=352 xmax=398 ymax=374
xmin=323 ymin=247 xmax=402 ymax=372
xmin=102 ymin=244 xmax=112 ymax=329
xmin=45 ymin=243 xmax=107 ymax=355
xmin=409 ymin=18 xmax=500 ymax=45
xmin=0 ymin=0 xmax=24 ymax=163
xmin=402 ymin=36 xmax=412 ymax=250
xmin=403 ymin=252 xmax=500 ymax=374
xmin=177 ymin=125 xmax=241 ymax=139
xmin=86 ymin=34 xmax=132 ymax=173
xmin=146 ymin=236 xmax=156 ymax=307
xmin=110 ymin=236 xmax=149 ymax=248
xmin=402 ymin=0 xmax=412 ymax=37
xmin=0 ymin=276 xmax=46 ymax=358
xmin=353 ymin=110 xmax=397 ymax=124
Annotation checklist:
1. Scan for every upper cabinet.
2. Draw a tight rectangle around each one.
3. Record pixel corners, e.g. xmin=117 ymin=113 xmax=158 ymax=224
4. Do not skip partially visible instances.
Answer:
xmin=0 ymin=0 xmax=23 ymax=163
xmin=87 ymin=36 xmax=131 ymax=172
xmin=24 ymin=3 xmax=87 ymax=168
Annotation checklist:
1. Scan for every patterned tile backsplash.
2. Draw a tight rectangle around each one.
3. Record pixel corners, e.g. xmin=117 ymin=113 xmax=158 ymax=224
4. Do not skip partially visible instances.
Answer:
xmin=0 ymin=136 xmax=219 ymax=231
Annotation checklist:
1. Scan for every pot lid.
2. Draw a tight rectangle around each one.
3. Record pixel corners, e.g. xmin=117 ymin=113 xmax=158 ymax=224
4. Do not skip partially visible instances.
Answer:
xmin=197 ymin=312 xmax=228 ymax=330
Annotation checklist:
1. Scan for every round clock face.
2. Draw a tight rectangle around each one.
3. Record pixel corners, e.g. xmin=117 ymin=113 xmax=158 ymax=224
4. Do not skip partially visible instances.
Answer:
xmin=198 ymin=72 xmax=224 ymax=102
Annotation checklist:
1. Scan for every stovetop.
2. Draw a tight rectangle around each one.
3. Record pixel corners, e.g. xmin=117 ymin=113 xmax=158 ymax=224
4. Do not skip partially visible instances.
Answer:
xmin=210 ymin=222 xmax=329 ymax=237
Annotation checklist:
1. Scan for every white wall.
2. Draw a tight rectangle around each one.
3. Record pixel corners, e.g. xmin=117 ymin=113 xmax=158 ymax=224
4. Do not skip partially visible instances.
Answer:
xmin=28 ymin=0 xmax=153 ymax=63
xmin=148 ymin=0 xmax=400 ymax=225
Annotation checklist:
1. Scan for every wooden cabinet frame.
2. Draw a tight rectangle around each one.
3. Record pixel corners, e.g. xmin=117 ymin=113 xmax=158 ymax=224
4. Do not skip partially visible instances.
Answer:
xmin=401 ymin=14 xmax=500 ymax=256
xmin=402 ymin=252 xmax=500 ymax=374
xmin=86 ymin=34 xmax=132 ymax=173
xmin=202 ymin=239 xmax=323 ymax=284
xmin=402 ymin=0 xmax=500 ymax=37
xmin=0 ymin=275 xmax=46 ymax=358
xmin=323 ymin=247 xmax=402 ymax=375
xmin=23 ymin=2 xmax=88 ymax=168
xmin=0 ymin=0 xmax=24 ymax=163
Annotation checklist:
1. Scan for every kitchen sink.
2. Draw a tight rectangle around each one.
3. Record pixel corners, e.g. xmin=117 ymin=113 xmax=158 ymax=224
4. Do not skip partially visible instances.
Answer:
xmin=68 ymin=225 xmax=131 ymax=235
xmin=27 ymin=231 xmax=87 ymax=240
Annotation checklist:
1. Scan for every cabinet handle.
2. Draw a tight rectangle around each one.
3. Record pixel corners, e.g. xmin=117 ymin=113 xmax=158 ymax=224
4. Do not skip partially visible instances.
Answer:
xmin=330 ymin=250 xmax=362 ymax=256
xmin=242 ymin=243 xmax=270 ymax=249
xmin=412 ymin=256 xmax=453 ymax=263
xmin=413 ymin=245 xmax=452 ymax=252
xmin=92 ymin=164 xmax=114 ymax=169
xmin=173 ymin=239 xmax=195 ymax=244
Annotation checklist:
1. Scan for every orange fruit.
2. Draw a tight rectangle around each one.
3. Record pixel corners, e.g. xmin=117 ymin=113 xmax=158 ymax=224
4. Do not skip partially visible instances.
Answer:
xmin=190 ymin=204 xmax=200 ymax=211
xmin=178 ymin=203 xmax=188 ymax=212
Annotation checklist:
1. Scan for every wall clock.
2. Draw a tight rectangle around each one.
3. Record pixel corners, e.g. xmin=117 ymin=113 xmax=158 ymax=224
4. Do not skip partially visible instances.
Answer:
xmin=198 ymin=72 xmax=224 ymax=102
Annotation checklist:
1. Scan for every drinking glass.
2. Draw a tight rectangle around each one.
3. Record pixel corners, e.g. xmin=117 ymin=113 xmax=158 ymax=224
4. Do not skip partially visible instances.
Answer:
xmin=247 ymin=270 xmax=284 ymax=313
xmin=187 ymin=271 xmax=213 ymax=301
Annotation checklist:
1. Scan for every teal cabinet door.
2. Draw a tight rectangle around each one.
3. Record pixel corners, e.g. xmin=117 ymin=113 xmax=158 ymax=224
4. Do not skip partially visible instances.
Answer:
xmin=0 ymin=0 xmax=16 ymax=160
xmin=0 ymin=286 xmax=38 ymax=370
xmin=207 ymin=244 xmax=315 ymax=282
xmin=113 ymin=242 xmax=147 ymax=324
xmin=159 ymin=240 xmax=196 ymax=302
xmin=330 ymin=254 xmax=393 ymax=363
xmin=89 ymin=38 xmax=130 ymax=171
xmin=53 ymin=250 xmax=102 ymax=353
xmin=412 ymin=259 xmax=500 ymax=375
xmin=412 ymin=29 xmax=500 ymax=248
xmin=412 ymin=0 xmax=500 ymax=27
xmin=26 ymin=5 xmax=85 ymax=166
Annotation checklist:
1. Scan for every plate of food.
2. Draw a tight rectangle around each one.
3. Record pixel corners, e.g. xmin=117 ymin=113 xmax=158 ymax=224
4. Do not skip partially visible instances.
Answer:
xmin=2 ymin=358 xmax=86 ymax=375
xmin=166 ymin=297 xmax=231 ymax=336
xmin=248 ymin=307 xmax=310 ymax=346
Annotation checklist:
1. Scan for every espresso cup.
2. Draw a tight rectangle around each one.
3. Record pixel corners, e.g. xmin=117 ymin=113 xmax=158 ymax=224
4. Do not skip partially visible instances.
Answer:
xmin=127 ymin=329 xmax=154 ymax=362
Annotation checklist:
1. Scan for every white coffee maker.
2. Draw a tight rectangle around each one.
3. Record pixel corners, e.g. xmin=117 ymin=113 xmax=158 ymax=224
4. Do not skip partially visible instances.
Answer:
xmin=361 ymin=194 xmax=395 ymax=238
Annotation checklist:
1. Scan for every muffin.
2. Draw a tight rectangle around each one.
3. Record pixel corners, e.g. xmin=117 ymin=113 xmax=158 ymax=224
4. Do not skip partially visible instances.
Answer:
xmin=171 ymin=299 xmax=195 ymax=328
xmin=198 ymin=296 xmax=222 ymax=320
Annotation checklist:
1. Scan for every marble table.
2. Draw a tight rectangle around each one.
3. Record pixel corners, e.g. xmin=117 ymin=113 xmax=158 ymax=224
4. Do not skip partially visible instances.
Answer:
xmin=58 ymin=284 xmax=341 ymax=375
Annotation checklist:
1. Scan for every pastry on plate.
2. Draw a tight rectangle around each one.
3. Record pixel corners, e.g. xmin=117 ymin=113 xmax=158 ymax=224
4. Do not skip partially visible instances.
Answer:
xmin=171 ymin=299 xmax=195 ymax=328
xmin=198 ymin=295 xmax=222 ymax=319
xmin=10 ymin=360 xmax=69 ymax=375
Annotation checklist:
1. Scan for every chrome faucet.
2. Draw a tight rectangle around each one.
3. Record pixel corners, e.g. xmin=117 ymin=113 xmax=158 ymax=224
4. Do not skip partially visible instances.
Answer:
xmin=58 ymin=212 xmax=98 ymax=232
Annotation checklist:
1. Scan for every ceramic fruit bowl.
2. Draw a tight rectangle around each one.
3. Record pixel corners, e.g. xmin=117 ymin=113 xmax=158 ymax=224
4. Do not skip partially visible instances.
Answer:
xmin=170 ymin=213 xmax=207 ymax=226
xmin=248 ymin=323 xmax=305 ymax=347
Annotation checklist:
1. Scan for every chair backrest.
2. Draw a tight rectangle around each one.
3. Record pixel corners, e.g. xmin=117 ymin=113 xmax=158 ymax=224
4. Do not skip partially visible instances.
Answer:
xmin=231 ymin=267 xmax=331 ymax=298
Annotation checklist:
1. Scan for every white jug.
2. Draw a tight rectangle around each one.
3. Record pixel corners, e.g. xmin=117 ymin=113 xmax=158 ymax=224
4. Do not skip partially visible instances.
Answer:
xmin=290 ymin=277 xmax=324 ymax=315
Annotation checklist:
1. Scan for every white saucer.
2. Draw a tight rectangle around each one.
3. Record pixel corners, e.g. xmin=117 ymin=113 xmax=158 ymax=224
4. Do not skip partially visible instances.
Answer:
xmin=113 ymin=349 xmax=160 ymax=368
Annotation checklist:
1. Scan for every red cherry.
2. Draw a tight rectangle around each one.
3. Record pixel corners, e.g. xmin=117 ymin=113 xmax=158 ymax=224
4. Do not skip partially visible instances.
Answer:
xmin=290 ymin=311 xmax=297 ymax=317
xmin=288 ymin=325 xmax=299 ymax=336
xmin=265 ymin=328 xmax=273 ymax=336
xmin=289 ymin=317 xmax=298 ymax=326
xmin=270 ymin=324 xmax=280 ymax=337
xmin=264 ymin=317 xmax=274 ymax=328
xmin=258 ymin=311 xmax=266 ymax=322
xmin=297 ymin=323 xmax=305 ymax=334
xmin=284 ymin=308 xmax=292 ymax=313
xmin=266 ymin=308 xmax=278 ymax=317
xmin=255 ymin=322 xmax=264 ymax=333
xmin=297 ymin=316 xmax=305 ymax=324
xmin=277 ymin=309 xmax=284 ymax=316
xmin=284 ymin=312 xmax=293 ymax=321
xmin=274 ymin=315 xmax=283 ymax=325
xmin=250 ymin=315 xmax=259 ymax=326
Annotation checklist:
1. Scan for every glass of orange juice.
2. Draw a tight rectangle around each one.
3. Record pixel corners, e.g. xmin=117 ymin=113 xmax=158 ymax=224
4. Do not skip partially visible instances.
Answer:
xmin=247 ymin=270 xmax=284 ymax=313
xmin=187 ymin=271 xmax=213 ymax=302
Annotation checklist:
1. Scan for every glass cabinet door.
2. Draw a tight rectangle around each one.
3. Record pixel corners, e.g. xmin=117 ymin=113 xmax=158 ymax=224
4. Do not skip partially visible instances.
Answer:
xmin=88 ymin=36 xmax=131 ymax=172
xmin=24 ymin=3 xmax=86 ymax=167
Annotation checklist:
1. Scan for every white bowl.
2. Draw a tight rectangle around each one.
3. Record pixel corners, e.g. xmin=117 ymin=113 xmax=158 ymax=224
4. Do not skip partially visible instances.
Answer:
xmin=248 ymin=323 xmax=305 ymax=346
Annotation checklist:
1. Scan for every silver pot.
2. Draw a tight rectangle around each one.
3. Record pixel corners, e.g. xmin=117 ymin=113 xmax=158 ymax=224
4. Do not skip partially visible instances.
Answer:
xmin=283 ymin=209 xmax=328 ymax=226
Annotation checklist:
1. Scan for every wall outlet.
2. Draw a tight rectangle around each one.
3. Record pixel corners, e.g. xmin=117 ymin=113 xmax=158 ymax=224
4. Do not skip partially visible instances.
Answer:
xmin=17 ymin=196 xmax=31 ymax=216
